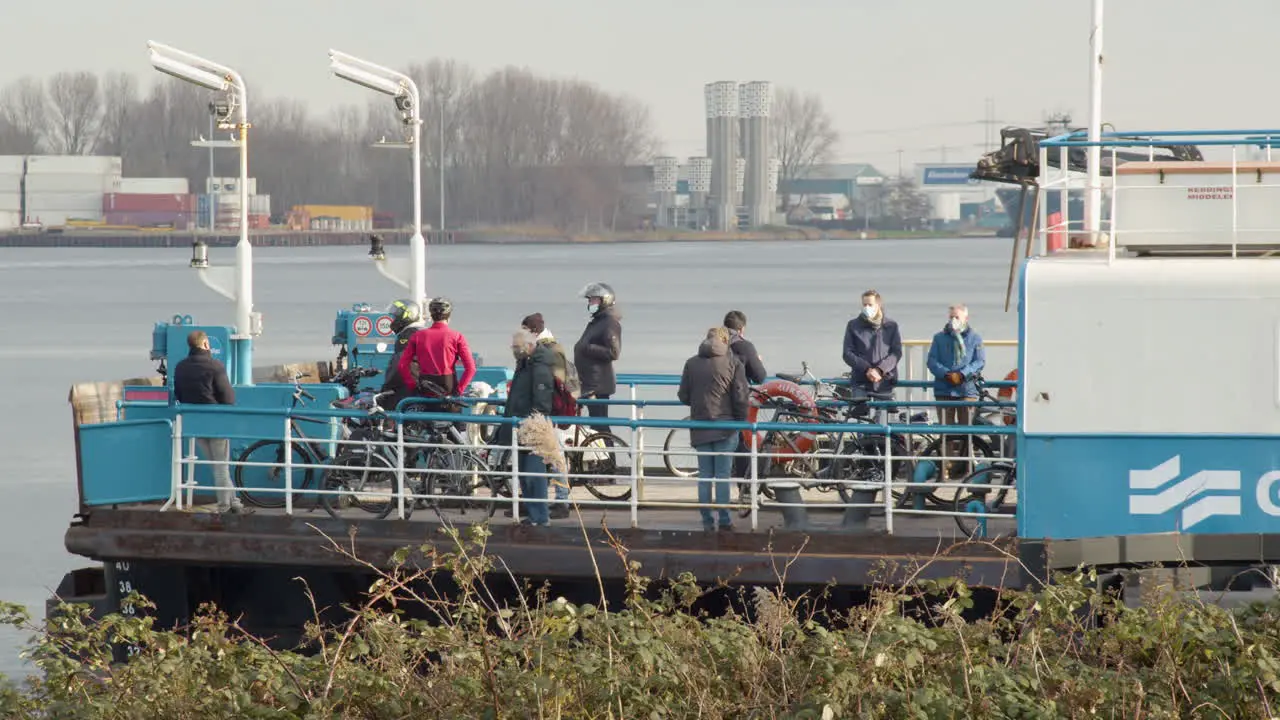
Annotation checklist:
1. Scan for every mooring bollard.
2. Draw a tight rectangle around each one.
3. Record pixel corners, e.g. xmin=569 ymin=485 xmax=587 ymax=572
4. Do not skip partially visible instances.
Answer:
xmin=768 ymin=481 xmax=810 ymax=531
xmin=841 ymin=488 xmax=879 ymax=531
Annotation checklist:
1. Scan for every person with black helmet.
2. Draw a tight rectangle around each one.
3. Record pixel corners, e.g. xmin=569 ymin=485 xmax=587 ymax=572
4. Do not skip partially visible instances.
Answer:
xmin=378 ymin=298 xmax=425 ymax=412
xmin=398 ymin=297 xmax=476 ymax=411
xmin=573 ymin=282 xmax=622 ymax=438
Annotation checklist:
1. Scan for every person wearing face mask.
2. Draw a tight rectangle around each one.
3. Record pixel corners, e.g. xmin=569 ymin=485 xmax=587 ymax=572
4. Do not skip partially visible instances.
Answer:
xmin=573 ymin=282 xmax=623 ymax=440
xmin=842 ymin=289 xmax=903 ymax=399
xmin=494 ymin=329 xmax=557 ymax=526
xmin=926 ymin=303 xmax=985 ymax=480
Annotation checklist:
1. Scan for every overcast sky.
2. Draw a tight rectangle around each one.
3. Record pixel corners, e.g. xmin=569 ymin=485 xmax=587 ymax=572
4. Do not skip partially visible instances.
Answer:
xmin=5 ymin=0 xmax=1274 ymax=171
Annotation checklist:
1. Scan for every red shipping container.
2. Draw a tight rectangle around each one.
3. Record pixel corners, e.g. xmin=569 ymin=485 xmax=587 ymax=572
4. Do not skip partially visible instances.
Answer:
xmin=102 ymin=193 xmax=195 ymax=214
xmin=248 ymin=213 xmax=270 ymax=229
xmin=105 ymin=211 xmax=191 ymax=229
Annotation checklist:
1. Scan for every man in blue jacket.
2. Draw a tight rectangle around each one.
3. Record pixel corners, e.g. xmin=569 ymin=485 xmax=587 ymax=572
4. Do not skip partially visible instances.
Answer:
xmin=926 ymin=303 xmax=985 ymax=481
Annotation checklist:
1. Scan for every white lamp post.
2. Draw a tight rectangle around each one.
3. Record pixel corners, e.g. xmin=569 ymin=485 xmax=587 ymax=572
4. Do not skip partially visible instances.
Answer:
xmin=1084 ymin=0 xmax=1105 ymax=247
xmin=149 ymin=40 xmax=259 ymax=386
xmin=328 ymin=50 xmax=425 ymax=309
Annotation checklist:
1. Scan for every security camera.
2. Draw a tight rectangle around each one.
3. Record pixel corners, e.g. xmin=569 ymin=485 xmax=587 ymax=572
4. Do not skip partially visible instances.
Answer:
xmin=394 ymin=94 xmax=413 ymax=113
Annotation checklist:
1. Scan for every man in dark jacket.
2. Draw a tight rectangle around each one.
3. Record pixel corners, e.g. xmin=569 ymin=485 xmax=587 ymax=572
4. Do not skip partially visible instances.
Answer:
xmin=842 ymin=289 xmax=903 ymax=399
xmin=172 ymin=330 xmax=248 ymax=514
xmin=573 ymin=282 xmax=622 ymax=440
xmin=723 ymin=310 xmax=766 ymax=482
xmin=678 ymin=327 xmax=750 ymax=531
xmin=378 ymin=298 xmax=425 ymax=412
xmin=496 ymin=329 xmax=557 ymax=526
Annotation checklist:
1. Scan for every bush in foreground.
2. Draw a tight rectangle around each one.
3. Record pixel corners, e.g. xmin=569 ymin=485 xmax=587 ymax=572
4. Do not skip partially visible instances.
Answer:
xmin=2 ymin=527 xmax=1280 ymax=719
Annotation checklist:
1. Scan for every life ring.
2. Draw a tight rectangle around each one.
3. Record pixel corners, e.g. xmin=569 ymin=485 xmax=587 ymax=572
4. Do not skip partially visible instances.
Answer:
xmin=744 ymin=380 xmax=818 ymax=447
xmin=996 ymin=369 xmax=1018 ymax=425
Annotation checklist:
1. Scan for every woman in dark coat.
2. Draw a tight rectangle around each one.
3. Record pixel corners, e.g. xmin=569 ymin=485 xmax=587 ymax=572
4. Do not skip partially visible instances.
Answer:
xmin=495 ymin=329 xmax=557 ymax=525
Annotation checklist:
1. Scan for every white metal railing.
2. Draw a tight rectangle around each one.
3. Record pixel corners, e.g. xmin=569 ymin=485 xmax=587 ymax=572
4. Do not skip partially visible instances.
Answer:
xmin=164 ymin=411 xmax=1017 ymax=538
xmin=1035 ymin=136 xmax=1280 ymax=261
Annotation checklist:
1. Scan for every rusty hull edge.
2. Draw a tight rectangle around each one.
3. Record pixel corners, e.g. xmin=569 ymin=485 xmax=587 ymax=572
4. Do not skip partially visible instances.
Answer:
xmin=64 ymin=515 xmax=1029 ymax=590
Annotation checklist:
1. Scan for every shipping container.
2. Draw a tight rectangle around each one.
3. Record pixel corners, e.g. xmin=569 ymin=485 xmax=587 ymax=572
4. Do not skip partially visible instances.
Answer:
xmin=293 ymin=204 xmax=373 ymax=222
xmin=0 ymin=156 xmax=25 ymax=175
xmin=25 ymin=155 xmax=122 ymax=176
xmin=0 ymin=172 xmax=21 ymax=193
xmin=373 ymin=211 xmax=397 ymax=230
xmin=111 ymin=177 xmax=189 ymax=194
xmin=104 ymin=211 xmax=192 ymax=229
xmin=205 ymin=177 xmax=257 ymax=196
xmin=103 ymin=193 xmax=195 ymax=213
xmin=24 ymin=210 xmax=104 ymax=226
xmin=250 ymin=194 xmax=270 ymax=216
xmin=0 ymin=193 xmax=20 ymax=212
xmin=0 ymin=210 xmax=19 ymax=230
xmin=248 ymin=214 xmax=270 ymax=229
xmin=25 ymin=192 xmax=105 ymax=211
xmin=25 ymin=173 xmax=115 ymax=194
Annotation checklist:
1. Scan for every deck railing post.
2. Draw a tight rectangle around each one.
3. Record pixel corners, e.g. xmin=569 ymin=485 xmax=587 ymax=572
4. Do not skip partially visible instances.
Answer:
xmin=165 ymin=412 xmax=183 ymax=511
xmin=883 ymin=427 xmax=894 ymax=535
xmin=510 ymin=422 xmax=521 ymax=522
xmin=185 ymin=435 xmax=196 ymax=509
xmin=750 ymin=423 xmax=759 ymax=532
xmin=395 ymin=421 xmax=406 ymax=520
xmin=630 ymin=419 xmax=641 ymax=528
xmin=283 ymin=415 xmax=294 ymax=515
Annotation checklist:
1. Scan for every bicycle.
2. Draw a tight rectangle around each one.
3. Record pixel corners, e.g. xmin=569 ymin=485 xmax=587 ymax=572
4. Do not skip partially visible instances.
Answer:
xmin=485 ymin=404 xmax=633 ymax=513
xmin=318 ymin=391 xmax=406 ymax=519
xmin=951 ymin=460 xmax=1017 ymax=538
xmin=231 ymin=369 xmax=381 ymax=509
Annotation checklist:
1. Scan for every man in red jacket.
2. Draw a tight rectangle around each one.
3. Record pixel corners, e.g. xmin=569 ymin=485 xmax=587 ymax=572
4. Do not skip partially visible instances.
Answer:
xmin=398 ymin=297 xmax=476 ymax=405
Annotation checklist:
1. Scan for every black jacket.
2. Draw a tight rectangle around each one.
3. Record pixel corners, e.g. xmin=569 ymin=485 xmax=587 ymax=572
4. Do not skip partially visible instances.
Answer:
xmin=677 ymin=339 xmax=749 ymax=447
xmin=173 ymin=348 xmax=235 ymax=405
xmin=728 ymin=332 xmax=767 ymax=384
xmin=495 ymin=344 xmax=556 ymax=449
xmin=573 ymin=306 xmax=622 ymax=397
xmin=842 ymin=315 xmax=903 ymax=393
xmin=382 ymin=322 xmax=424 ymax=394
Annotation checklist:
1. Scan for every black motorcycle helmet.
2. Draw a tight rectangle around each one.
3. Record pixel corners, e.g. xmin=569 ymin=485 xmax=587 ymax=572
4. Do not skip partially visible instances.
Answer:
xmin=428 ymin=297 xmax=453 ymax=322
xmin=386 ymin=298 xmax=421 ymax=334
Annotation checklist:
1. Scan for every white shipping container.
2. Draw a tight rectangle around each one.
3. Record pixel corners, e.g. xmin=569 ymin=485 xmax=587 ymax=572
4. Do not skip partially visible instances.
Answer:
xmin=0 ymin=173 xmax=21 ymax=193
xmin=25 ymin=192 xmax=105 ymax=211
xmin=0 ymin=210 xmax=19 ymax=230
xmin=112 ymin=177 xmax=189 ymax=194
xmin=206 ymin=177 xmax=257 ymax=196
xmin=25 ymin=155 xmax=122 ymax=176
xmin=0 ymin=193 xmax=20 ymax=211
xmin=932 ymin=192 xmax=962 ymax=222
xmin=0 ymin=157 xmax=24 ymax=174
xmin=250 ymin=194 xmax=270 ymax=215
xmin=25 ymin=173 xmax=115 ymax=194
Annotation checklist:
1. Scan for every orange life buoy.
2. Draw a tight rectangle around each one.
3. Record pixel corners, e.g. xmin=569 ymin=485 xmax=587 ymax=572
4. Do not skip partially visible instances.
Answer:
xmin=996 ymin=369 xmax=1018 ymax=425
xmin=744 ymin=380 xmax=819 ymax=450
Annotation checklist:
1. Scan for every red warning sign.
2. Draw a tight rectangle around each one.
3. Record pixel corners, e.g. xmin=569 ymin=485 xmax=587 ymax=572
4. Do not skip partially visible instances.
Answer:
xmin=375 ymin=315 xmax=394 ymax=336
xmin=352 ymin=316 xmax=373 ymax=337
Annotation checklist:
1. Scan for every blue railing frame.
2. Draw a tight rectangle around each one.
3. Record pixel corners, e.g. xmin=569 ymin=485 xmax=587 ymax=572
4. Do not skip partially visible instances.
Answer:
xmin=1040 ymin=128 xmax=1280 ymax=149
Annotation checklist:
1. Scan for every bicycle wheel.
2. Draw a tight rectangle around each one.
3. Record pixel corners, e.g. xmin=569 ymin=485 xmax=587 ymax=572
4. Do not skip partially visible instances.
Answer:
xmin=483 ymin=449 xmax=513 ymax=519
xmin=662 ymin=419 xmax=698 ymax=478
xmin=420 ymin=448 xmax=488 ymax=512
xmin=834 ymin=434 xmax=912 ymax=506
xmin=574 ymin=432 xmax=633 ymax=502
xmin=952 ymin=463 xmax=1017 ymax=538
xmin=910 ymin=434 xmax=997 ymax=508
xmin=319 ymin=448 xmax=398 ymax=520
xmin=232 ymin=440 xmax=317 ymax=509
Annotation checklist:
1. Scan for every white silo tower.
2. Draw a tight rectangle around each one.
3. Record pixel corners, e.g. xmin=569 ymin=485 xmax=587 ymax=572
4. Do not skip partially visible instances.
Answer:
xmin=704 ymin=81 xmax=740 ymax=231
xmin=652 ymin=156 xmax=679 ymax=228
xmin=686 ymin=156 xmax=712 ymax=229
xmin=739 ymin=81 xmax=773 ymax=228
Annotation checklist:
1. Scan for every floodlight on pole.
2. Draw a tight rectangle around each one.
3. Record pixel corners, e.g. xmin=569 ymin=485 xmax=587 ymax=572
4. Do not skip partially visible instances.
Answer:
xmin=148 ymin=40 xmax=259 ymax=386
xmin=328 ymin=49 xmax=425 ymax=311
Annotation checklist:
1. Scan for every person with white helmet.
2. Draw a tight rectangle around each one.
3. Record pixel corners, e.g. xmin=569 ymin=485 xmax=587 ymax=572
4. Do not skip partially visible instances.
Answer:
xmin=573 ymin=282 xmax=623 ymax=439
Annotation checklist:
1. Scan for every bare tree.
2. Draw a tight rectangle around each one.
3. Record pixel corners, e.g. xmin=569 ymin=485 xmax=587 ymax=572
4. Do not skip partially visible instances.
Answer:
xmin=772 ymin=86 xmax=839 ymax=184
xmin=0 ymin=77 xmax=50 ymax=153
xmin=47 ymin=71 xmax=102 ymax=155
xmin=97 ymin=72 xmax=140 ymax=157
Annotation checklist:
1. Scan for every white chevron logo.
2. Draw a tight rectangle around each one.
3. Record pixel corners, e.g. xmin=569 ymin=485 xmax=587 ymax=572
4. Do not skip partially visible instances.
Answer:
xmin=1128 ymin=455 xmax=1242 ymax=530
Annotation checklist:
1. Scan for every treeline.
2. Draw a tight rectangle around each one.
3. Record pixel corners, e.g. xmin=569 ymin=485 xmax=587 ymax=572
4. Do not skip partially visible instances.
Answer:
xmin=0 ymin=62 xmax=661 ymax=230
